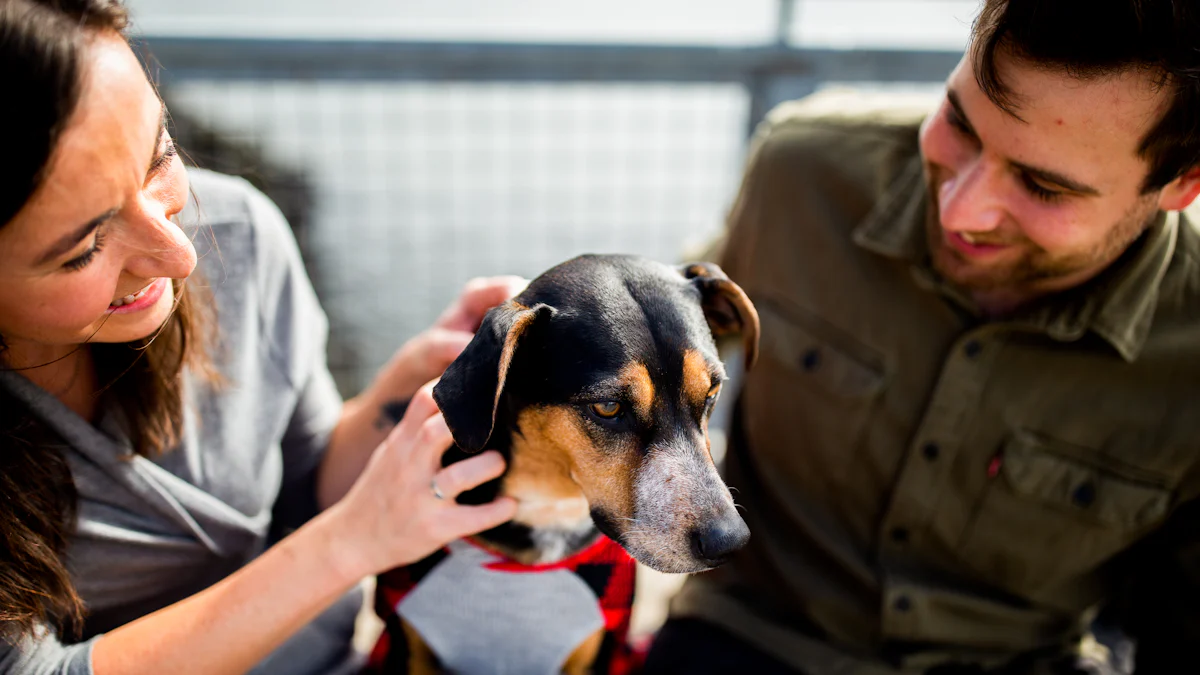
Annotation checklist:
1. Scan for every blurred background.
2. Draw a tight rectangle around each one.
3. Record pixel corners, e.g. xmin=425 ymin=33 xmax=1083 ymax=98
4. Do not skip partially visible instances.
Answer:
xmin=128 ymin=0 xmax=975 ymax=397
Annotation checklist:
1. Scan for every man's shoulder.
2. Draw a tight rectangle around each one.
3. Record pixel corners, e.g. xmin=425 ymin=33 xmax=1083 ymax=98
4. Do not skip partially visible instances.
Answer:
xmin=739 ymin=87 xmax=934 ymax=226
xmin=762 ymin=86 xmax=940 ymax=132
xmin=751 ymin=87 xmax=936 ymax=166
xmin=1167 ymin=205 xmax=1200 ymax=302
xmin=1141 ymin=207 xmax=1200 ymax=353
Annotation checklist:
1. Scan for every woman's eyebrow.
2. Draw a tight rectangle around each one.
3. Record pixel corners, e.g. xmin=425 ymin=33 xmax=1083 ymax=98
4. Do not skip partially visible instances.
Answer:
xmin=34 ymin=104 xmax=168 ymax=267
xmin=36 ymin=208 xmax=118 ymax=265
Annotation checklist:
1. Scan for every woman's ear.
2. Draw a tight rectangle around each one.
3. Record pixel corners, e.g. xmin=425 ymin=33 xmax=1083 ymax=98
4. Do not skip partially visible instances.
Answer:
xmin=433 ymin=301 xmax=555 ymax=453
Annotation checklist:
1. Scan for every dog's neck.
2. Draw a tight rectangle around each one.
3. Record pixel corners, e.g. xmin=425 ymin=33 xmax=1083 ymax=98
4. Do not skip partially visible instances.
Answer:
xmin=472 ymin=433 xmax=600 ymax=565
xmin=445 ymin=433 xmax=601 ymax=566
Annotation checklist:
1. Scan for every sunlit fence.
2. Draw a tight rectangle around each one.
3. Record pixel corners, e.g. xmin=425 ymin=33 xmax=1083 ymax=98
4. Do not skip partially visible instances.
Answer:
xmin=139 ymin=28 xmax=959 ymax=394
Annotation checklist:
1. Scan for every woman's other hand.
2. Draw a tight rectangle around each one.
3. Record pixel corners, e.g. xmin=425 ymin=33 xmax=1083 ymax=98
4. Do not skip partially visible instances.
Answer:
xmin=326 ymin=381 xmax=517 ymax=577
xmin=370 ymin=275 xmax=528 ymax=406
xmin=432 ymin=275 xmax=528 ymax=333
xmin=318 ymin=275 xmax=527 ymax=511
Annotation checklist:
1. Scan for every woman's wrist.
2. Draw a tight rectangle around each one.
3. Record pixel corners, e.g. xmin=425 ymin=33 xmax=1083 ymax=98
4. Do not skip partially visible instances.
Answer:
xmin=303 ymin=502 xmax=377 ymax=584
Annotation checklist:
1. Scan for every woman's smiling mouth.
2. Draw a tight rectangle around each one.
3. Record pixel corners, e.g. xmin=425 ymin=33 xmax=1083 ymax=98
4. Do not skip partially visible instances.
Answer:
xmin=107 ymin=278 xmax=167 ymax=314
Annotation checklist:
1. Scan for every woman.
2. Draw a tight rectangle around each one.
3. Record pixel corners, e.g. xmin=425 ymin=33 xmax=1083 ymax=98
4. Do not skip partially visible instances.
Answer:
xmin=0 ymin=1 xmax=519 ymax=672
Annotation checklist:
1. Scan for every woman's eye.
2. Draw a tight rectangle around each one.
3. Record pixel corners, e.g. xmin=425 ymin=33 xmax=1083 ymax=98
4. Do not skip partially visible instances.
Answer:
xmin=590 ymin=401 xmax=621 ymax=419
xmin=63 ymin=230 xmax=107 ymax=272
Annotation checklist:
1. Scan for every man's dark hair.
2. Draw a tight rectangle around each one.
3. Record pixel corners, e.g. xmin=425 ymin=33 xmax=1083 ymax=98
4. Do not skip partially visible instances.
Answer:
xmin=972 ymin=0 xmax=1200 ymax=192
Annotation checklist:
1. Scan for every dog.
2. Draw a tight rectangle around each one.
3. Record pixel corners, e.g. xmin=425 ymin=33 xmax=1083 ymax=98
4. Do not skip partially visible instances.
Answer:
xmin=366 ymin=254 xmax=759 ymax=675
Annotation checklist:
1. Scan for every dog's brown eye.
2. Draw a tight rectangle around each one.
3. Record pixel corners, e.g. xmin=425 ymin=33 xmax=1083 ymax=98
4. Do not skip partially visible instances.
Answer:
xmin=591 ymin=401 xmax=621 ymax=418
xmin=704 ymin=384 xmax=721 ymax=415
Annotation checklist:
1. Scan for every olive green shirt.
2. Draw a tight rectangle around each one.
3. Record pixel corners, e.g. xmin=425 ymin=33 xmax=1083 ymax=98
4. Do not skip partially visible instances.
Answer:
xmin=671 ymin=92 xmax=1200 ymax=674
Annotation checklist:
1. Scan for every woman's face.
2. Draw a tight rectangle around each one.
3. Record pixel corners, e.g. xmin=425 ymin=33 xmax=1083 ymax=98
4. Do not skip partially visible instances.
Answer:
xmin=0 ymin=31 xmax=195 ymax=365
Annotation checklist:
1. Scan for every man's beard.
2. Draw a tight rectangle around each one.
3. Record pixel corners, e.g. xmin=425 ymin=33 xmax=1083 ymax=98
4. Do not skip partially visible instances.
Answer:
xmin=923 ymin=179 xmax=1158 ymax=295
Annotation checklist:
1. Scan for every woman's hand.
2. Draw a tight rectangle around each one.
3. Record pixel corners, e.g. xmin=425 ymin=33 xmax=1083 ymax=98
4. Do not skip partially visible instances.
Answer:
xmin=369 ymin=275 xmax=528 ymax=406
xmin=317 ymin=275 xmax=527 ymax=511
xmin=433 ymin=275 xmax=529 ymax=333
xmin=93 ymin=382 xmax=516 ymax=675
xmin=325 ymin=381 xmax=517 ymax=578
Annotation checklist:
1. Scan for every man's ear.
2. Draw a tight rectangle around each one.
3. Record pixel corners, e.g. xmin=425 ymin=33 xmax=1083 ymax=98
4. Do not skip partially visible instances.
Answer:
xmin=1158 ymin=165 xmax=1200 ymax=212
xmin=433 ymin=300 xmax=555 ymax=453
xmin=679 ymin=262 xmax=761 ymax=369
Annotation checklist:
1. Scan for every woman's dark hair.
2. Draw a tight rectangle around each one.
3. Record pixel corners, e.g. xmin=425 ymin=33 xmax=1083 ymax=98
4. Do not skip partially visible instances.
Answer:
xmin=0 ymin=0 xmax=214 ymax=643
xmin=971 ymin=0 xmax=1200 ymax=192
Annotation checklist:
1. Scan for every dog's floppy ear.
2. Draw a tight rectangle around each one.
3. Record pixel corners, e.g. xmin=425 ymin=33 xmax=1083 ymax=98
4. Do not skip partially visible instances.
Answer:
xmin=434 ymin=300 xmax=555 ymax=453
xmin=679 ymin=262 xmax=760 ymax=369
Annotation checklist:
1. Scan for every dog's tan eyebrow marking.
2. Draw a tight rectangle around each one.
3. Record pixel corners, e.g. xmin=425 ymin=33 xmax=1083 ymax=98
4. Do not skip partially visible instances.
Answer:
xmin=617 ymin=362 xmax=655 ymax=419
xmin=682 ymin=350 xmax=714 ymax=407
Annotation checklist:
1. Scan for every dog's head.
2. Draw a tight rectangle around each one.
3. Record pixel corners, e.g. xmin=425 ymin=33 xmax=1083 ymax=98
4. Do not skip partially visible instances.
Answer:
xmin=434 ymin=254 xmax=757 ymax=573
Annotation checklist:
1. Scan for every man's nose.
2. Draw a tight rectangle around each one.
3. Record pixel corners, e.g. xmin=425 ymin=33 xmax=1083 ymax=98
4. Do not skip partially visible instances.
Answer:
xmin=938 ymin=159 xmax=1005 ymax=234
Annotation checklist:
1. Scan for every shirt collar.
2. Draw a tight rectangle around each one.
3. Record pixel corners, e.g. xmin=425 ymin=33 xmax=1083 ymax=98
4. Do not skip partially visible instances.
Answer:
xmin=851 ymin=154 xmax=1178 ymax=362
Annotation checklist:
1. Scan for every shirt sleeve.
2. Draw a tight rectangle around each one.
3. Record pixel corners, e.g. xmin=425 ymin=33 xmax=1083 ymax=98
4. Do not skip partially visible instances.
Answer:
xmin=0 ymin=627 xmax=96 ymax=675
xmin=1114 ymin=497 xmax=1200 ymax=674
xmin=241 ymin=181 xmax=344 ymax=536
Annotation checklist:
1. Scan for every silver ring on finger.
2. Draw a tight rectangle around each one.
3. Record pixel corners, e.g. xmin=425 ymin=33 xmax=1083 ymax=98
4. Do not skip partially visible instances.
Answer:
xmin=430 ymin=477 xmax=446 ymax=500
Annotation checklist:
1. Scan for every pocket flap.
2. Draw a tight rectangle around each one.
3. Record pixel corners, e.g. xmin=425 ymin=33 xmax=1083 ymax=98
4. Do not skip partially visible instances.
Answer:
xmin=1001 ymin=431 xmax=1171 ymax=529
xmin=757 ymin=302 xmax=885 ymax=398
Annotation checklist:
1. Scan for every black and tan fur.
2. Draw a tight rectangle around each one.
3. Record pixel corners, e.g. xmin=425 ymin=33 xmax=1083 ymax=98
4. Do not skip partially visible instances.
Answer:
xmin=400 ymin=254 xmax=759 ymax=673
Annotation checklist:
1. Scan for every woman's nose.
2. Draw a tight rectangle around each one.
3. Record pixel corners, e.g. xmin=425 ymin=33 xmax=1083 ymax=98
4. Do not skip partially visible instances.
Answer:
xmin=119 ymin=202 xmax=198 ymax=280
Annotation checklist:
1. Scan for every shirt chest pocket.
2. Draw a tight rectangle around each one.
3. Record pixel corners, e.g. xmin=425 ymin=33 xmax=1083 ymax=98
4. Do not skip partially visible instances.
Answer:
xmin=741 ymin=301 xmax=886 ymax=488
xmin=955 ymin=430 xmax=1172 ymax=596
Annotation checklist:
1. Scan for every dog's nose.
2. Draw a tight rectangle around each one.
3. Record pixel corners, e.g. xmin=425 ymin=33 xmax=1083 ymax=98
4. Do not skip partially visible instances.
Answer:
xmin=689 ymin=517 xmax=751 ymax=565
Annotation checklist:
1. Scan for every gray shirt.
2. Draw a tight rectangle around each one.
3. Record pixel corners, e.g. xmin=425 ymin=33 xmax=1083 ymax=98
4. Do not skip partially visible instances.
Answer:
xmin=0 ymin=170 xmax=360 ymax=675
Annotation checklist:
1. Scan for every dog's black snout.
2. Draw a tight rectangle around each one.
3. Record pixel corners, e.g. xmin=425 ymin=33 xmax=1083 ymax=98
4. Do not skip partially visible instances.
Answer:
xmin=690 ymin=518 xmax=751 ymax=565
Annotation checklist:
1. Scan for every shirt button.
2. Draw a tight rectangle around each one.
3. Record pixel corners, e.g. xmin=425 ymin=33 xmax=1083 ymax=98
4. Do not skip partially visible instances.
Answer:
xmin=890 ymin=527 xmax=909 ymax=544
xmin=801 ymin=348 xmax=821 ymax=371
xmin=964 ymin=340 xmax=982 ymax=358
xmin=922 ymin=442 xmax=940 ymax=461
xmin=894 ymin=595 xmax=912 ymax=612
xmin=1072 ymin=482 xmax=1096 ymax=508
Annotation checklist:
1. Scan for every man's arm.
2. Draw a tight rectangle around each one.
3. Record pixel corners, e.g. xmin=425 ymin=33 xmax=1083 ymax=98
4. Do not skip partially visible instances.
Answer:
xmin=1116 ymin=497 xmax=1200 ymax=673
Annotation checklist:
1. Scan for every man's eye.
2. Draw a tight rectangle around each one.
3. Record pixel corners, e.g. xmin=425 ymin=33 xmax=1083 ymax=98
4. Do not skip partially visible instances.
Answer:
xmin=946 ymin=107 xmax=975 ymax=139
xmin=1020 ymin=173 xmax=1065 ymax=203
xmin=590 ymin=401 xmax=621 ymax=419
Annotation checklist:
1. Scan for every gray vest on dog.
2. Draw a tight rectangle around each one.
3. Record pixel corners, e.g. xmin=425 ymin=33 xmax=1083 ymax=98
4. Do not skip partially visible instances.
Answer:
xmin=397 ymin=539 xmax=605 ymax=674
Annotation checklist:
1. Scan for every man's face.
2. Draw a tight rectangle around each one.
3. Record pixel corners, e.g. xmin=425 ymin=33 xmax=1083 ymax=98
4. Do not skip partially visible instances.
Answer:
xmin=918 ymin=53 xmax=1169 ymax=306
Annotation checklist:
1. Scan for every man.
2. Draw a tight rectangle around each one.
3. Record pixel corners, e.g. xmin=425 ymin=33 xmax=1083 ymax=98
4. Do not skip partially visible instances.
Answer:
xmin=643 ymin=1 xmax=1200 ymax=674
